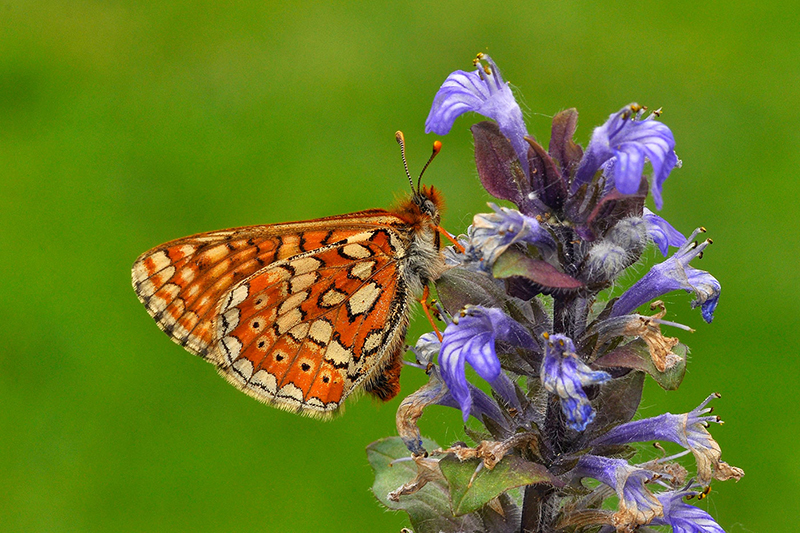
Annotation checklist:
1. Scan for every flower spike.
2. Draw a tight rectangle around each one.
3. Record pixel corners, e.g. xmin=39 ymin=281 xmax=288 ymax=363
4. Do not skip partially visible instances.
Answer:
xmin=370 ymin=54 xmax=739 ymax=533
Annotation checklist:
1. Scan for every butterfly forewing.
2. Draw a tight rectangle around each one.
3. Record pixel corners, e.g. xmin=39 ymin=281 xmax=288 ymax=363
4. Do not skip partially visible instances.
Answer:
xmin=216 ymin=230 xmax=410 ymax=415
xmin=132 ymin=214 xmax=394 ymax=357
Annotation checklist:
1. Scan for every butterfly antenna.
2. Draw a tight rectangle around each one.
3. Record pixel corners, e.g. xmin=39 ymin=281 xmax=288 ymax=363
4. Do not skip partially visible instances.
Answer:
xmin=417 ymin=140 xmax=442 ymax=192
xmin=395 ymin=131 xmax=415 ymax=193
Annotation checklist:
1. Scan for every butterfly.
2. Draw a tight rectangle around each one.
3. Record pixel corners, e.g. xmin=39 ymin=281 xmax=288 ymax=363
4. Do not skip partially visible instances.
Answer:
xmin=131 ymin=134 xmax=453 ymax=418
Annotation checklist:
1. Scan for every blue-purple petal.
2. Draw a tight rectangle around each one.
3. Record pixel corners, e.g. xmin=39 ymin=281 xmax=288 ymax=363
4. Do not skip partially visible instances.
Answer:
xmin=439 ymin=306 xmax=534 ymax=421
xmin=426 ymin=69 xmax=491 ymax=136
xmin=574 ymin=455 xmax=662 ymax=525
xmin=652 ymin=491 xmax=726 ymax=533
xmin=463 ymin=331 xmax=502 ymax=381
xmin=540 ymin=334 xmax=611 ymax=431
xmin=686 ymin=268 xmax=721 ymax=323
xmin=644 ymin=208 xmax=687 ymax=256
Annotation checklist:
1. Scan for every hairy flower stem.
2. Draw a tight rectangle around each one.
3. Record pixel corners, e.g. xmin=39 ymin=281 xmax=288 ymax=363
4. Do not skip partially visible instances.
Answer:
xmin=552 ymin=295 xmax=571 ymax=337
xmin=543 ymin=394 xmax=570 ymax=455
xmin=572 ymin=297 xmax=591 ymax=338
xmin=521 ymin=484 xmax=556 ymax=532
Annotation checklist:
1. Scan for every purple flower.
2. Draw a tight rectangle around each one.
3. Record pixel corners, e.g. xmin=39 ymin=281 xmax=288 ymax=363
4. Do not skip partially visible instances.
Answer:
xmin=574 ymin=104 xmax=679 ymax=209
xmin=410 ymin=331 xmax=443 ymax=367
xmin=468 ymin=203 xmax=556 ymax=269
xmin=651 ymin=490 xmax=726 ymax=532
xmin=612 ymin=228 xmax=720 ymax=323
xmin=644 ymin=207 xmax=687 ymax=256
xmin=439 ymin=306 xmax=535 ymax=422
xmin=591 ymin=393 xmax=744 ymax=484
xmin=410 ymin=334 xmax=510 ymax=427
xmin=426 ymin=54 xmax=530 ymax=174
xmin=574 ymin=454 xmax=663 ymax=530
xmin=540 ymin=333 xmax=611 ymax=431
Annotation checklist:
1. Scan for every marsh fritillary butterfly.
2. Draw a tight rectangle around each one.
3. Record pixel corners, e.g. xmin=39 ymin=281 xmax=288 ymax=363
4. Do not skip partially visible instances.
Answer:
xmin=132 ymin=135 xmax=451 ymax=418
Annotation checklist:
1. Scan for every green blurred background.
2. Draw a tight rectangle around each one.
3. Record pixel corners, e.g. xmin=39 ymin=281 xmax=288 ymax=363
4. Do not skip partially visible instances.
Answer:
xmin=2 ymin=0 xmax=798 ymax=531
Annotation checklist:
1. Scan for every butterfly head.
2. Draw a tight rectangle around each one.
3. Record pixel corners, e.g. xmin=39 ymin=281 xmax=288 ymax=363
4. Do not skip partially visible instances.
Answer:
xmin=391 ymin=184 xmax=442 ymax=228
xmin=412 ymin=184 xmax=443 ymax=220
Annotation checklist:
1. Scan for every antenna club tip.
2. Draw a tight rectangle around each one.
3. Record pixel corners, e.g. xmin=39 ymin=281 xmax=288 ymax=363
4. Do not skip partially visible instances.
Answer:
xmin=395 ymin=131 xmax=405 ymax=144
xmin=432 ymin=140 xmax=442 ymax=153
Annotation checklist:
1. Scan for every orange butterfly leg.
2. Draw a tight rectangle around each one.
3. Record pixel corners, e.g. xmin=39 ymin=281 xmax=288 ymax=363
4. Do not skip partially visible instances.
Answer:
xmin=436 ymin=225 xmax=465 ymax=253
xmin=419 ymin=285 xmax=443 ymax=342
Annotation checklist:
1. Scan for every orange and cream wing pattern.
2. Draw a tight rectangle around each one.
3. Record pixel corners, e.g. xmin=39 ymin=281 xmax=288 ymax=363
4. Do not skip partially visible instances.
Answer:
xmin=132 ymin=212 xmax=392 ymax=359
xmin=214 ymin=229 xmax=410 ymax=416
xmin=131 ymin=212 xmax=413 ymax=416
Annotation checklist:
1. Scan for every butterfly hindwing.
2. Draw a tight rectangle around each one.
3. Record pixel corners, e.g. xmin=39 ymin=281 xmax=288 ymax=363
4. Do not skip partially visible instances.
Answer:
xmin=215 ymin=228 xmax=411 ymax=417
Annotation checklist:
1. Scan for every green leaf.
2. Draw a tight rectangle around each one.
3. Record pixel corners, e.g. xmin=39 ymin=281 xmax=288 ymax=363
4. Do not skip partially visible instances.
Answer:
xmin=589 ymin=370 xmax=645 ymax=439
xmin=435 ymin=266 xmax=508 ymax=315
xmin=366 ymin=437 xmax=482 ymax=533
xmin=595 ymin=339 xmax=687 ymax=390
xmin=439 ymin=454 xmax=558 ymax=516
